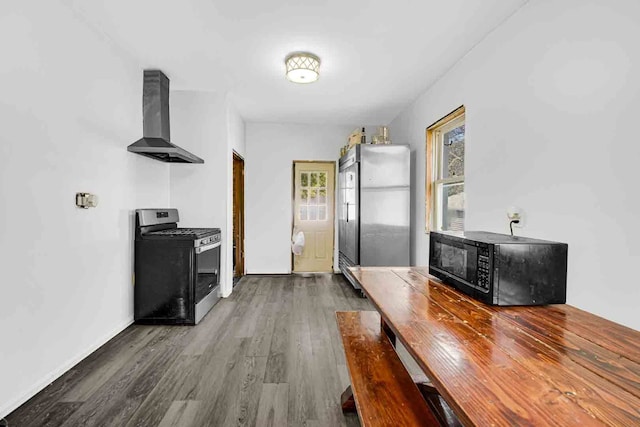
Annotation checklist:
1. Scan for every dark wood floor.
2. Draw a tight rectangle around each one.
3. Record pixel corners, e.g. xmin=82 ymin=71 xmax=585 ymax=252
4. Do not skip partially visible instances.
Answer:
xmin=8 ymin=274 xmax=372 ymax=427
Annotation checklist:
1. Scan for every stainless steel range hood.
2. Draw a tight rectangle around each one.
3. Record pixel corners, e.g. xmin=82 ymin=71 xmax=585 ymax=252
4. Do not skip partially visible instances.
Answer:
xmin=128 ymin=70 xmax=204 ymax=164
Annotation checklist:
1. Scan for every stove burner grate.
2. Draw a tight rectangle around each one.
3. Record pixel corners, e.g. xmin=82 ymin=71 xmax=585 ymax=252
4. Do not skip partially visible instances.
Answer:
xmin=146 ymin=228 xmax=219 ymax=239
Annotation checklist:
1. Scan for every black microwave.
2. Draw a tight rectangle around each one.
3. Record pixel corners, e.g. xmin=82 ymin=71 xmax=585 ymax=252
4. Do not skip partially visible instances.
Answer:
xmin=429 ymin=231 xmax=568 ymax=306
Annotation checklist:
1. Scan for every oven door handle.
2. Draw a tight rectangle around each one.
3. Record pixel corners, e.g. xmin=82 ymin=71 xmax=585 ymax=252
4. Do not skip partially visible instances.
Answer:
xmin=196 ymin=241 xmax=221 ymax=254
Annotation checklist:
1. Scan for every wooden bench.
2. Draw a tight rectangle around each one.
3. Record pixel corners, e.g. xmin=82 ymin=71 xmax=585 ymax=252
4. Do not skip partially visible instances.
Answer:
xmin=336 ymin=310 xmax=441 ymax=427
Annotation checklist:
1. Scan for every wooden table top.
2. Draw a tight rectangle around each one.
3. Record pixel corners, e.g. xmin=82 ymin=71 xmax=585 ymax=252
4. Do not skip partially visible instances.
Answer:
xmin=349 ymin=266 xmax=640 ymax=427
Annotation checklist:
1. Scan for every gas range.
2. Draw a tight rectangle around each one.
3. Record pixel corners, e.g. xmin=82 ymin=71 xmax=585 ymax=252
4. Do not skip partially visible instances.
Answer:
xmin=135 ymin=209 xmax=221 ymax=248
xmin=142 ymin=227 xmax=221 ymax=248
xmin=134 ymin=208 xmax=222 ymax=325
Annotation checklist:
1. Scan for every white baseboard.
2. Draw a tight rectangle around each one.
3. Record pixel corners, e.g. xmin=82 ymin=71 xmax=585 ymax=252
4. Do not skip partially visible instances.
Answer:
xmin=0 ymin=317 xmax=134 ymax=419
xmin=245 ymin=271 xmax=290 ymax=275
xmin=245 ymin=270 xmax=341 ymax=275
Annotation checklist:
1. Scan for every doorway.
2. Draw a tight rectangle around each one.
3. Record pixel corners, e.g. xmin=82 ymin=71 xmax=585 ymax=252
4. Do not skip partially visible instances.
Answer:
xmin=233 ymin=152 xmax=245 ymax=283
xmin=292 ymin=161 xmax=336 ymax=273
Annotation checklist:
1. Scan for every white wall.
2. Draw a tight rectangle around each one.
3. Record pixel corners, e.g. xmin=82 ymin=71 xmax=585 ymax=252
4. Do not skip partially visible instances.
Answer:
xmin=245 ymin=123 xmax=352 ymax=274
xmin=169 ymin=91 xmax=227 ymax=235
xmin=389 ymin=0 xmax=640 ymax=330
xmin=0 ymin=0 xmax=170 ymax=417
xmin=226 ymin=101 xmax=246 ymax=283
xmin=223 ymin=98 xmax=246 ymax=292
xmin=170 ymin=92 xmax=244 ymax=297
xmin=228 ymin=101 xmax=246 ymax=158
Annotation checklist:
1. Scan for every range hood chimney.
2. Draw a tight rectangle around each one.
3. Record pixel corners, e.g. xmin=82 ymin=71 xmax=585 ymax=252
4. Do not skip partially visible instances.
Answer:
xmin=127 ymin=70 xmax=204 ymax=163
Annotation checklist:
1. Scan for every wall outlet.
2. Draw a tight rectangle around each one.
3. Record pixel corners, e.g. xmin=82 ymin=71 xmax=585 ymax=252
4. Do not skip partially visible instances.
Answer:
xmin=507 ymin=206 xmax=524 ymax=228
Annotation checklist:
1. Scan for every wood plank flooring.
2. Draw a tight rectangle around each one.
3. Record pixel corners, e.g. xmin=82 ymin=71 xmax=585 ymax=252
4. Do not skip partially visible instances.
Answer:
xmin=7 ymin=274 xmax=371 ymax=427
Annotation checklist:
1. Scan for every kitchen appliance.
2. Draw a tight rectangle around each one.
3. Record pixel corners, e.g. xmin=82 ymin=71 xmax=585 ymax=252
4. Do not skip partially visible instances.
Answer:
xmin=134 ymin=209 xmax=221 ymax=324
xmin=127 ymin=70 xmax=204 ymax=163
xmin=338 ymin=144 xmax=410 ymax=290
xmin=429 ymin=231 xmax=568 ymax=306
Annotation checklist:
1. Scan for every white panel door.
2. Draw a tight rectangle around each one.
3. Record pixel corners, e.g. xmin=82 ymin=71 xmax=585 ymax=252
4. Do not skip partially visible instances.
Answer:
xmin=293 ymin=162 xmax=335 ymax=272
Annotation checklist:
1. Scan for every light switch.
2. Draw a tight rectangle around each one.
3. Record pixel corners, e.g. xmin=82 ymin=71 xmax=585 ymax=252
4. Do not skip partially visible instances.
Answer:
xmin=76 ymin=193 xmax=98 ymax=209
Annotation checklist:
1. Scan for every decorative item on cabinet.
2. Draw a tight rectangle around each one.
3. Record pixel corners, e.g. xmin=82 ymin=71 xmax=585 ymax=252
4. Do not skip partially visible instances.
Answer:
xmin=372 ymin=126 xmax=391 ymax=144
xmin=348 ymin=128 xmax=364 ymax=147
xmin=343 ymin=125 xmax=394 ymax=156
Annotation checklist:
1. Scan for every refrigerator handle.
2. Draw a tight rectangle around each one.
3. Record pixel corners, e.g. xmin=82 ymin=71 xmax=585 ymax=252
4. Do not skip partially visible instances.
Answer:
xmin=346 ymin=202 xmax=349 ymax=223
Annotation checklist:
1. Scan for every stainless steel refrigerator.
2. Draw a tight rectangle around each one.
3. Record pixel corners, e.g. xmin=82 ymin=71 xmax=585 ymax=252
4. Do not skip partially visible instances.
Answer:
xmin=338 ymin=144 xmax=410 ymax=289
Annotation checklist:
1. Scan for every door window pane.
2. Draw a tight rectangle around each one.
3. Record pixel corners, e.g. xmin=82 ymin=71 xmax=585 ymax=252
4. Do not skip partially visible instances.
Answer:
xmin=319 ymin=172 xmax=327 ymax=187
xmin=310 ymin=173 xmax=319 ymax=187
xmin=300 ymin=205 xmax=308 ymax=221
xmin=301 ymin=189 xmax=308 ymax=201
xmin=309 ymin=189 xmax=317 ymax=205
xmin=318 ymin=188 xmax=326 ymax=204
xmin=308 ymin=206 xmax=318 ymax=220
xmin=318 ymin=206 xmax=327 ymax=221
xmin=301 ymin=173 xmax=308 ymax=187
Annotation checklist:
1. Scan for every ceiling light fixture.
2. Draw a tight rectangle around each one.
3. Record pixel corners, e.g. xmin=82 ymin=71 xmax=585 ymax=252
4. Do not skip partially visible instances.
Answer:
xmin=285 ymin=52 xmax=320 ymax=84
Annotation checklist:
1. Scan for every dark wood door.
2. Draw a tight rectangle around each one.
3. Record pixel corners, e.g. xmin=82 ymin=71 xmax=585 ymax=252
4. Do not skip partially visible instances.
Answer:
xmin=233 ymin=152 xmax=245 ymax=278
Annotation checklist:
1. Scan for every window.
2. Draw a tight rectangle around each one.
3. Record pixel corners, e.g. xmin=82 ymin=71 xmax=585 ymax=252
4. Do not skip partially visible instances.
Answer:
xmin=299 ymin=171 xmax=328 ymax=221
xmin=426 ymin=106 xmax=465 ymax=232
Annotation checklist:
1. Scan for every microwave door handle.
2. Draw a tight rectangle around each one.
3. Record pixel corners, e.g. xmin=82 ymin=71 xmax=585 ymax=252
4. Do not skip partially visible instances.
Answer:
xmin=196 ymin=241 xmax=221 ymax=254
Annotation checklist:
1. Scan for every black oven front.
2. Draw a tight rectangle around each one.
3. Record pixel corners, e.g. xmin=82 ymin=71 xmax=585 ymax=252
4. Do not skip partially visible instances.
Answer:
xmin=195 ymin=241 xmax=221 ymax=304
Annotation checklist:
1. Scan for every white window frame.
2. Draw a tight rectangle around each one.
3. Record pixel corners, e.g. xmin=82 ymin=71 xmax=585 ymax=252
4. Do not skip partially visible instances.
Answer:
xmin=426 ymin=106 xmax=465 ymax=232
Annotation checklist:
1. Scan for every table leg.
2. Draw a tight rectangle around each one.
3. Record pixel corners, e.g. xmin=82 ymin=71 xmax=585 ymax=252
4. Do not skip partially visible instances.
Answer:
xmin=341 ymin=385 xmax=356 ymax=413
xmin=415 ymin=381 xmax=462 ymax=427
xmin=381 ymin=317 xmax=396 ymax=347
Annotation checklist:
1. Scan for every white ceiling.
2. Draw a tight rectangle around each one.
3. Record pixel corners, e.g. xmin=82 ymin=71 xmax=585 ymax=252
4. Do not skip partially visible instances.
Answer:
xmin=62 ymin=0 xmax=527 ymax=125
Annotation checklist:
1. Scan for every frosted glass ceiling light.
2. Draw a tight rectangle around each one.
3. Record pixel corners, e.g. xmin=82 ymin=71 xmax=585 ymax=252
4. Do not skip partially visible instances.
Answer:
xmin=285 ymin=52 xmax=320 ymax=84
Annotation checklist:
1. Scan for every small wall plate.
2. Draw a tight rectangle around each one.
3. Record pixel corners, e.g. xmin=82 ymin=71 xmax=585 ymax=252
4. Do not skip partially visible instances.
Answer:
xmin=76 ymin=193 xmax=98 ymax=209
